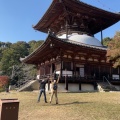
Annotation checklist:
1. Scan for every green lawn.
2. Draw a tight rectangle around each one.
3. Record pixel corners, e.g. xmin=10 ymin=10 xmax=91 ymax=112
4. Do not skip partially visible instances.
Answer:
xmin=0 ymin=91 xmax=120 ymax=120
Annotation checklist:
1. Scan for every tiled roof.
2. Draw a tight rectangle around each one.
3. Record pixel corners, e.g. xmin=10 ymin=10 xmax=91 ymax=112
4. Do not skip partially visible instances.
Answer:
xmin=21 ymin=34 xmax=107 ymax=63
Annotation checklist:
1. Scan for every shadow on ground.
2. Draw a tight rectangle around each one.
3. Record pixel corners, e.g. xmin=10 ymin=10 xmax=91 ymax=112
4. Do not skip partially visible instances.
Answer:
xmin=38 ymin=101 xmax=93 ymax=106
xmin=58 ymin=101 xmax=92 ymax=106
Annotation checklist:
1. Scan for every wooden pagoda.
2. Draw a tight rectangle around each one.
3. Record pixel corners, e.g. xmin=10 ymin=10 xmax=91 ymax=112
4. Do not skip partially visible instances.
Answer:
xmin=21 ymin=0 xmax=120 ymax=92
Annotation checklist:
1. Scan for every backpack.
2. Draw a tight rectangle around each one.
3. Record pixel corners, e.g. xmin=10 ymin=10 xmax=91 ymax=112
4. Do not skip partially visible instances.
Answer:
xmin=53 ymin=83 xmax=57 ymax=90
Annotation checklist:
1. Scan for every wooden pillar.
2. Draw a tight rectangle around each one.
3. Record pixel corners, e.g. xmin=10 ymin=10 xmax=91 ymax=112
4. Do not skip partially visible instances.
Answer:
xmin=48 ymin=80 xmax=50 ymax=91
xmin=118 ymin=67 xmax=120 ymax=79
xmin=110 ymin=66 xmax=112 ymax=78
xmin=72 ymin=56 xmax=75 ymax=76
xmin=101 ymin=30 xmax=103 ymax=45
xmin=66 ymin=18 xmax=68 ymax=39
xmin=66 ymin=78 xmax=68 ymax=90
xmin=79 ymin=82 xmax=81 ymax=90
xmin=118 ymin=67 xmax=119 ymax=74
xmin=65 ymin=76 xmax=68 ymax=90
xmin=39 ymin=65 xmax=41 ymax=76
xmin=44 ymin=64 xmax=46 ymax=76
xmin=50 ymin=63 xmax=53 ymax=76
xmin=60 ymin=57 xmax=62 ymax=78
xmin=59 ymin=49 xmax=63 ymax=78
xmin=73 ymin=62 xmax=76 ymax=77
xmin=94 ymin=82 xmax=97 ymax=90
xmin=99 ymin=65 xmax=100 ymax=80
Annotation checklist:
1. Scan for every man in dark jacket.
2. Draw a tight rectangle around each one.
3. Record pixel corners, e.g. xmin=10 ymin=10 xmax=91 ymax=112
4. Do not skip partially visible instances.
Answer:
xmin=37 ymin=78 xmax=49 ymax=103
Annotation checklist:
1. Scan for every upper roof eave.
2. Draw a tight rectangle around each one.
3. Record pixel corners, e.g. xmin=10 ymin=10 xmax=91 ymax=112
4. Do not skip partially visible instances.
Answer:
xmin=33 ymin=0 xmax=62 ymax=32
xmin=21 ymin=35 xmax=50 ymax=63
xmin=33 ymin=0 xmax=120 ymax=34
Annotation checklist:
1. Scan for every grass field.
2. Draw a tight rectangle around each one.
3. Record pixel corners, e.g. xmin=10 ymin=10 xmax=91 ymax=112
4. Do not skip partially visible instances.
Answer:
xmin=0 ymin=91 xmax=120 ymax=120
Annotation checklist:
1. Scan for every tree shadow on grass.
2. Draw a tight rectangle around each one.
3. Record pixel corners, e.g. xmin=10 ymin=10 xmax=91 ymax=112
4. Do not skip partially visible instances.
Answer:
xmin=40 ymin=101 xmax=93 ymax=106
xmin=59 ymin=101 xmax=92 ymax=105
xmin=50 ymin=101 xmax=93 ymax=106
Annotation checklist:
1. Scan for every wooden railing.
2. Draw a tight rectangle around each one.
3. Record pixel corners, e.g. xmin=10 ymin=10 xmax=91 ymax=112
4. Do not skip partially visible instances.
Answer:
xmin=39 ymin=74 xmax=98 ymax=83
xmin=103 ymin=76 xmax=112 ymax=86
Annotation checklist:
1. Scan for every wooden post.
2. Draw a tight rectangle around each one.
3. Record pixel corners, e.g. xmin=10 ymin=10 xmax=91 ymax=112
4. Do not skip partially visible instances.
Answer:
xmin=110 ymin=66 xmax=112 ymax=78
xmin=39 ymin=66 xmax=41 ymax=77
xmin=118 ymin=67 xmax=119 ymax=74
xmin=65 ymin=69 xmax=67 ymax=90
xmin=99 ymin=65 xmax=100 ymax=80
xmin=66 ymin=19 xmax=68 ymax=39
xmin=44 ymin=65 xmax=45 ymax=77
xmin=79 ymin=82 xmax=81 ymax=90
xmin=118 ymin=67 xmax=120 ymax=78
xmin=65 ymin=69 xmax=68 ymax=90
xmin=65 ymin=76 xmax=68 ymax=90
xmin=101 ymin=30 xmax=103 ymax=45
xmin=48 ymin=80 xmax=50 ymax=91
xmin=94 ymin=82 xmax=97 ymax=90
xmin=60 ymin=51 xmax=63 ymax=78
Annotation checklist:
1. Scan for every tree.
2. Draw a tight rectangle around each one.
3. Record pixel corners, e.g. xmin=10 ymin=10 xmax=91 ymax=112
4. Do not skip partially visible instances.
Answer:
xmin=103 ymin=37 xmax=112 ymax=46
xmin=5 ymin=42 xmax=12 ymax=48
xmin=0 ymin=41 xmax=29 ymax=75
xmin=28 ymin=40 xmax=44 ymax=53
xmin=11 ymin=41 xmax=29 ymax=58
xmin=107 ymin=31 xmax=120 ymax=68
xmin=0 ymin=40 xmax=43 ymax=86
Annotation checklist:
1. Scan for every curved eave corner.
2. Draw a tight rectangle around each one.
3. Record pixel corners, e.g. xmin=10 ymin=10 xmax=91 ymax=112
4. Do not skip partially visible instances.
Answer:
xmin=33 ymin=0 xmax=59 ymax=32
xmin=20 ymin=34 xmax=51 ymax=63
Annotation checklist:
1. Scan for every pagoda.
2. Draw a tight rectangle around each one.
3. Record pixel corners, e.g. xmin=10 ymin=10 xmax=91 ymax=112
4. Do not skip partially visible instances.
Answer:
xmin=21 ymin=0 xmax=120 ymax=92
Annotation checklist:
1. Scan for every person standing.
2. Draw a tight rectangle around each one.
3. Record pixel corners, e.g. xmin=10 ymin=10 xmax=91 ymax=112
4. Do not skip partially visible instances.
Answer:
xmin=49 ymin=75 xmax=60 ymax=104
xmin=37 ymin=77 xmax=49 ymax=103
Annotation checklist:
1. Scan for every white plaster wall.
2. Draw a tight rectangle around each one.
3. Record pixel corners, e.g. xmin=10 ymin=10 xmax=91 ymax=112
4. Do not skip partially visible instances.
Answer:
xmin=46 ymin=83 xmax=95 ymax=92
xmin=46 ymin=83 xmax=67 ymax=92
xmin=31 ymin=82 xmax=120 ymax=92
xmin=114 ymin=85 xmax=120 ymax=90
xmin=30 ymin=82 xmax=67 ymax=92
xmin=57 ymin=83 xmax=67 ymax=92
xmin=81 ymin=84 xmax=94 ymax=91
xmin=68 ymin=83 xmax=79 ymax=92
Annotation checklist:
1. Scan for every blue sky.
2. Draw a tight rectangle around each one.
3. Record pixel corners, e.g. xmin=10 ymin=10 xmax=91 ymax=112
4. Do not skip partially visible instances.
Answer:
xmin=0 ymin=0 xmax=120 ymax=43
